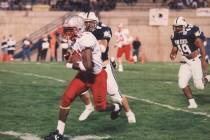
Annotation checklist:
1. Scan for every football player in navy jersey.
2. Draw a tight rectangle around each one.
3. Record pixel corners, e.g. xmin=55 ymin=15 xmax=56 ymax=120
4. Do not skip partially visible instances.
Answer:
xmin=170 ymin=16 xmax=210 ymax=109
xmin=77 ymin=12 xmax=136 ymax=123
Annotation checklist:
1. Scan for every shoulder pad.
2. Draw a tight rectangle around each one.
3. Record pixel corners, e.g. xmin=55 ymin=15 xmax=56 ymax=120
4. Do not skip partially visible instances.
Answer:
xmin=103 ymin=30 xmax=112 ymax=38
xmin=78 ymin=32 xmax=97 ymax=49
xmin=192 ymin=26 xmax=201 ymax=37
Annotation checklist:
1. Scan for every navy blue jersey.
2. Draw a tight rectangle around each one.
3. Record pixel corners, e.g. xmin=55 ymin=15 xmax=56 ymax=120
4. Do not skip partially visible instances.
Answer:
xmin=171 ymin=24 xmax=206 ymax=56
xmin=92 ymin=23 xmax=112 ymax=61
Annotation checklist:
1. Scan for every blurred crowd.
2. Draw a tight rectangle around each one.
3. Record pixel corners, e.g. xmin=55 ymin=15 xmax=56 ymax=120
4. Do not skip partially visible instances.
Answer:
xmin=152 ymin=0 xmax=209 ymax=9
xmin=123 ymin=0 xmax=209 ymax=9
xmin=166 ymin=0 xmax=208 ymax=9
xmin=0 ymin=0 xmax=33 ymax=10
xmin=0 ymin=0 xmax=208 ymax=11
xmin=0 ymin=0 xmax=117 ymax=12
xmin=49 ymin=0 xmax=117 ymax=12
xmin=0 ymin=27 xmax=75 ymax=62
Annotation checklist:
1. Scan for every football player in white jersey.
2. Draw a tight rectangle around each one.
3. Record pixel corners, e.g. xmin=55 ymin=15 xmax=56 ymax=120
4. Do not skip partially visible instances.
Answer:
xmin=170 ymin=16 xmax=210 ymax=109
xmin=114 ymin=23 xmax=134 ymax=72
xmin=77 ymin=12 xmax=136 ymax=124
xmin=44 ymin=15 xmax=121 ymax=140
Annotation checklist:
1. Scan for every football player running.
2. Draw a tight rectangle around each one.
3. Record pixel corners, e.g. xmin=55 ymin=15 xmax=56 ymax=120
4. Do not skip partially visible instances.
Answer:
xmin=170 ymin=16 xmax=210 ymax=109
xmin=77 ymin=12 xmax=136 ymax=123
xmin=44 ymin=15 xmax=122 ymax=140
xmin=114 ymin=23 xmax=134 ymax=72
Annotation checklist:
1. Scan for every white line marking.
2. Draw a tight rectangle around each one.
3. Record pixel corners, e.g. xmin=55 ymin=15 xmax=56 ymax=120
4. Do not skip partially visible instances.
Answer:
xmin=0 ymin=131 xmax=42 ymax=140
xmin=65 ymin=134 xmax=111 ymax=140
xmin=124 ymin=95 xmax=210 ymax=118
xmin=164 ymin=81 xmax=173 ymax=84
xmin=1 ymin=69 xmax=209 ymax=118
xmin=0 ymin=69 xmax=66 ymax=83
xmin=0 ymin=131 xmax=111 ymax=140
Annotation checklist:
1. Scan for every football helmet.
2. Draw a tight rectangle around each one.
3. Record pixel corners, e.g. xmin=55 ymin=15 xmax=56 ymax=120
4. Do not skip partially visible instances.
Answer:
xmin=63 ymin=15 xmax=85 ymax=41
xmin=83 ymin=12 xmax=99 ymax=32
xmin=173 ymin=16 xmax=187 ymax=33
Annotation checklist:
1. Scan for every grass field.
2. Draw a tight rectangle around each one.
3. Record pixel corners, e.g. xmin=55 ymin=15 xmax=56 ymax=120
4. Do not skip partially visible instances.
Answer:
xmin=0 ymin=62 xmax=210 ymax=140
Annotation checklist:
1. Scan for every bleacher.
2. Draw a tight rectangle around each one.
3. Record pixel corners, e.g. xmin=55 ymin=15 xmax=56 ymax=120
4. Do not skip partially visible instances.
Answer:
xmin=116 ymin=0 xmax=166 ymax=11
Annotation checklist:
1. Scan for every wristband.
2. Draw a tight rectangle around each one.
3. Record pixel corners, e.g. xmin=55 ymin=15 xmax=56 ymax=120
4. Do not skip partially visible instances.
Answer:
xmin=66 ymin=63 xmax=73 ymax=69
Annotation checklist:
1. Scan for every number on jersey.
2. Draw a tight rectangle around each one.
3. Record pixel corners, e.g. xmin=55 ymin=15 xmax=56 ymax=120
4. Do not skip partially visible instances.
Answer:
xmin=177 ymin=44 xmax=191 ymax=55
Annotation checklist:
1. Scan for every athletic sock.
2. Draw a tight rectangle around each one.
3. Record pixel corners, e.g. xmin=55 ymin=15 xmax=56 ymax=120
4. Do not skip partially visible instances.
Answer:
xmin=126 ymin=110 xmax=133 ymax=116
xmin=114 ymin=103 xmax=120 ymax=111
xmin=57 ymin=120 xmax=65 ymax=135
xmin=85 ymin=103 xmax=93 ymax=110
xmin=188 ymin=98 xmax=196 ymax=105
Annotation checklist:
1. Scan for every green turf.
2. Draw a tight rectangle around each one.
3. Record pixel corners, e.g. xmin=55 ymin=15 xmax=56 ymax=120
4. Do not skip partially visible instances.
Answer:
xmin=0 ymin=62 xmax=210 ymax=140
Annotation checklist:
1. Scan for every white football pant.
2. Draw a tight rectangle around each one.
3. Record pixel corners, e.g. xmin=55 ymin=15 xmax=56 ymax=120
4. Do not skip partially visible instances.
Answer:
xmin=178 ymin=56 xmax=204 ymax=90
xmin=104 ymin=63 xmax=123 ymax=104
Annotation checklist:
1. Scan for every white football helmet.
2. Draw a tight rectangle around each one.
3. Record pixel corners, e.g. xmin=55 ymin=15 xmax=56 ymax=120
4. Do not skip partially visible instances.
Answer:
xmin=82 ymin=12 xmax=99 ymax=32
xmin=173 ymin=16 xmax=187 ymax=33
xmin=173 ymin=16 xmax=187 ymax=27
xmin=63 ymin=15 xmax=85 ymax=40
xmin=77 ymin=12 xmax=86 ymax=19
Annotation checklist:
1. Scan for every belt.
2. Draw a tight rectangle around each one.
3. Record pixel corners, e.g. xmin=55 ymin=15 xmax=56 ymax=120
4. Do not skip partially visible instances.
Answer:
xmin=180 ymin=61 xmax=186 ymax=64
xmin=180 ymin=58 xmax=197 ymax=64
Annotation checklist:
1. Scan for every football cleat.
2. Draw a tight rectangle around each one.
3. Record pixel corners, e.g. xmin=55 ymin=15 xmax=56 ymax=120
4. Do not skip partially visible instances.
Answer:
xmin=126 ymin=111 xmax=136 ymax=124
xmin=188 ymin=98 xmax=198 ymax=109
xmin=78 ymin=106 xmax=94 ymax=121
xmin=188 ymin=104 xmax=198 ymax=109
xmin=111 ymin=103 xmax=122 ymax=120
xmin=44 ymin=130 xmax=64 ymax=140
xmin=203 ymin=75 xmax=210 ymax=86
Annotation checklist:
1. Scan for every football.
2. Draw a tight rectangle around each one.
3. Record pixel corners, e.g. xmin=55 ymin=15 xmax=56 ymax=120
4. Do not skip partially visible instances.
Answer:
xmin=68 ymin=51 xmax=82 ymax=63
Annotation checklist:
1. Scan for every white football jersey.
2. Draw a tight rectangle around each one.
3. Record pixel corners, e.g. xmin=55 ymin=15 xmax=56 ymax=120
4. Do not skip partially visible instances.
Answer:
xmin=72 ymin=32 xmax=103 ymax=74
xmin=115 ymin=28 xmax=132 ymax=47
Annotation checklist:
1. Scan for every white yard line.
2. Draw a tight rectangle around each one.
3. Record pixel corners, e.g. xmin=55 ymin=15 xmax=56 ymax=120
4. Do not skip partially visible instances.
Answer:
xmin=0 ymin=131 xmax=110 ymax=140
xmin=124 ymin=95 xmax=210 ymax=118
xmin=65 ymin=134 xmax=111 ymax=140
xmin=1 ymin=69 xmax=210 ymax=118
xmin=0 ymin=131 xmax=41 ymax=140
xmin=0 ymin=69 xmax=66 ymax=83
